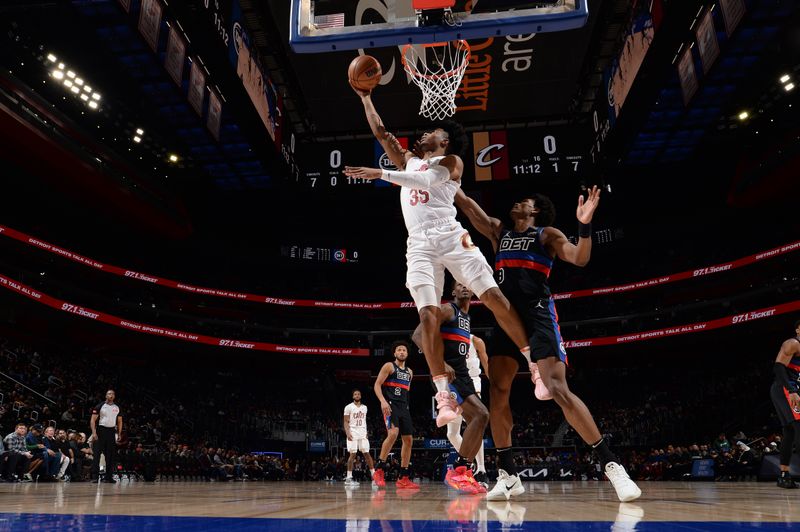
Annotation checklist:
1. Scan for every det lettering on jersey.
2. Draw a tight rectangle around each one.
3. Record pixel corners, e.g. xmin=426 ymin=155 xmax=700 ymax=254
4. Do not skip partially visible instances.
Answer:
xmin=499 ymin=236 xmax=537 ymax=251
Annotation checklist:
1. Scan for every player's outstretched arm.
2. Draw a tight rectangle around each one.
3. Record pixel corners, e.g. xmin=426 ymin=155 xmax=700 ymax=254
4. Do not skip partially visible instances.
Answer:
xmin=454 ymin=189 xmax=503 ymax=250
xmin=344 ymin=164 xmax=451 ymax=190
xmin=544 ymin=186 xmax=601 ymax=267
xmin=352 ymin=83 xmax=411 ymax=170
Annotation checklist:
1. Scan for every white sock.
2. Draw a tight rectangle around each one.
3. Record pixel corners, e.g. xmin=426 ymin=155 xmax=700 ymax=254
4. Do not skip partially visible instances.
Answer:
xmin=433 ymin=375 xmax=450 ymax=394
xmin=446 ymin=421 xmax=463 ymax=451
xmin=346 ymin=471 xmax=352 ymax=479
xmin=520 ymin=346 xmax=532 ymax=364
xmin=370 ymin=469 xmax=375 ymax=476
xmin=475 ymin=441 xmax=485 ymax=473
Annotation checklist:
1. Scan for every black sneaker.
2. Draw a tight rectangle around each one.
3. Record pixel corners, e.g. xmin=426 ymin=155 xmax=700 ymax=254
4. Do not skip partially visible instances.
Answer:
xmin=777 ymin=476 xmax=799 ymax=489
xmin=474 ymin=471 xmax=489 ymax=490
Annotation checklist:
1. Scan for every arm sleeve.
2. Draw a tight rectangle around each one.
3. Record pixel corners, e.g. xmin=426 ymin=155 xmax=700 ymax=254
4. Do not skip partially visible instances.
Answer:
xmin=380 ymin=164 xmax=450 ymax=190
xmin=774 ymin=362 xmax=799 ymax=393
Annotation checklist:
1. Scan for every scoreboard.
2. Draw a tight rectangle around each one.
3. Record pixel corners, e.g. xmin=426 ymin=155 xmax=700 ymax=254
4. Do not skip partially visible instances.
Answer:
xmin=287 ymin=125 xmax=593 ymax=189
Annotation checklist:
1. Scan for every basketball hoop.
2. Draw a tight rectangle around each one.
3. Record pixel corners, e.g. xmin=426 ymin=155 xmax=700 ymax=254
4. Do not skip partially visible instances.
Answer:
xmin=401 ymin=40 xmax=470 ymax=121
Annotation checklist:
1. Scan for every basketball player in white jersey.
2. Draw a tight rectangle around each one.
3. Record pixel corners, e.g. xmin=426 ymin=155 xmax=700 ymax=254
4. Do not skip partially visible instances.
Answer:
xmin=347 ymin=83 xmax=533 ymax=428
xmin=447 ymin=333 xmax=490 ymax=488
xmin=343 ymin=389 xmax=375 ymax=486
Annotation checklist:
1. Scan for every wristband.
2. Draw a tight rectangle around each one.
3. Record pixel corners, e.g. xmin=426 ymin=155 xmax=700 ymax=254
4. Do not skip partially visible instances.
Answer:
xmin=578 ymin=222 xmax=592 ymax=239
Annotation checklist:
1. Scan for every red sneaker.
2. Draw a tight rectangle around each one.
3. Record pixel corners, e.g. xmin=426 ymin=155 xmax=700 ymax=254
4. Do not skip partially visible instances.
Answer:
xmin=445 ymin=466 xmax=487 ymax=494
xmin=372 ymin=468 xmax=386 ymax=488
xmin=396 ymin=476 xmax=420 ymax=490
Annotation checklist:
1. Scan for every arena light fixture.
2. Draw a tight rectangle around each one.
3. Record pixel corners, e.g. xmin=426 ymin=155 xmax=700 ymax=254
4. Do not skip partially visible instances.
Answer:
xmin=784 ymin=82 xmax=795 ymax=92
xmin=168 ymin=154 xmax=179 ymax=163
xmin=136 ymin=128 xmax=144 ymax=135
xmin=737 ymin=111 xmax=749 ymax=120
xmin=92 ymin=93 xmax=101 ymax=101
xmin=51 ymin=69 xmax=64 ymax=80
xmin=70 ymin=86 xmax=80 ymax=94
xmin=74 ymin=77 xmax=83 ymax=86
xmin=63 ymin=79 xmax=73 ymax=87
xmin=133 ymin=135 xmax=142 ymax=143
xmin=779 ymin=74 xmax=790 ymax=83
xmin=80 ymin=94 xmax=89 ymax=101
xmin=46 ymin=53 xmax=57 ymax=63
xmin=66 ymin=70 xmax=75 ymax=79
xmin=88 ymin=101 xmax=98 ymax=109
xmin=57 ymin=63 xmax=64 ymax=70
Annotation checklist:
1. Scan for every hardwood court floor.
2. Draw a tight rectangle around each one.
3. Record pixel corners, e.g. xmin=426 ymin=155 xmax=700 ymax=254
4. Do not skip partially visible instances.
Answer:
xmin=0 ymin=480 xmax=798 ymax=530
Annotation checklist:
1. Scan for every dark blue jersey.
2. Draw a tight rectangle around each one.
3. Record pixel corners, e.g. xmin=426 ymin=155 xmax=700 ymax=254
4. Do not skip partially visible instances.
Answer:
xmin=495 ymin=226 xmax=554 ymax=301
xmin=382 ymin=362 xmax=411 ymax=404
xmin=441 ymin=302 xmax=471 ymax=365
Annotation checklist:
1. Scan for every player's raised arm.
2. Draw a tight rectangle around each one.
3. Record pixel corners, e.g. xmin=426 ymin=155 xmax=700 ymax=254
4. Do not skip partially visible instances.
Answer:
xmin=351 ymin=84 xmax=411 ymax=170
xmin=454 ymin=189 xmax=503 ymax=250
xmin=544 ymin=186 xmax=600 ymax=267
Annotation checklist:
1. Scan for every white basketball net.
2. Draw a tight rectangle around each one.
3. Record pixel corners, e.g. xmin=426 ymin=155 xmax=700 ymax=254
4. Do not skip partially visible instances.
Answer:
xmin=402 ymin=40 xmax=471 ymax=120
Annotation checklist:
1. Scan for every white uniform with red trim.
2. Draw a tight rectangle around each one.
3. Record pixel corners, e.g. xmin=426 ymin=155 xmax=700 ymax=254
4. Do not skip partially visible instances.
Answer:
xmin=343 ymin=402 xmax=369 ymax=453
xmin=401 ymin=156 xmax=497 ymax=307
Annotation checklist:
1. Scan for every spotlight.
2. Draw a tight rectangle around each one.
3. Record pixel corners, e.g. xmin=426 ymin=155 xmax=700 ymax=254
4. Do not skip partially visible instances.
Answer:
xmin=92 ymin=93 xmax=101 ymax=101
xmin=88 ymin=101 xmax=98 ymax=109
xmin=785 ymin=82 xmax=795 ymax=92
xmin=737 ymin=111 xmax=749 ymax=120
xmin=63 ymin=79 xmax=73 ymax=87
xmin=66 ymin=70 xmax=75 ymax=78
xmin=83 ymin=85 xmax=92 ymax=92
xmin=70 ymin=86 xmax=80 ymax=94
xmin=136 ymin=128 xmax=144 ymax=135
xmin=75 ymin=78 xmax=83 ymax=86
xmin=46 ymin=54 xmax=56 ymax=62
xmin=780 ymin=74 xmax=790 ymax=83
xmin=57 ymin=63 xmax=64 ymax=69
xmin=80 ymin=94 xmax=89 ymax=101
xmin=133 ymin=135 xmax=142 ymax=143
xmin=52 ymin=70 xmax=64 ymax=80
xmin=168 ymin=154 xmax=179 ymax=163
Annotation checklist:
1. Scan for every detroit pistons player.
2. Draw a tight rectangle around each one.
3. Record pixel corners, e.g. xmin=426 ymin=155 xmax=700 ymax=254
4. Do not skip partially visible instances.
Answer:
xmin=412 ymin=281 xmax=490 ymax=494
xmin=346 ymin=82 xmax=532 ymax=428
xmin=455 ymin=187 xmax=641 ymax=502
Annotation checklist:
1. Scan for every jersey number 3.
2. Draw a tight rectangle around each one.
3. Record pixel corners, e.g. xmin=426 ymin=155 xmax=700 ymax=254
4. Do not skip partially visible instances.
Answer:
xmin=409 ymin=190 xmax=430 ymax=206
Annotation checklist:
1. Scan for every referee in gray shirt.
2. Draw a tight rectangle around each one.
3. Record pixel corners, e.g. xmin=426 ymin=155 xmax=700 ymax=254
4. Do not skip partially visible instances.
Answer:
xmin=90 ymin=389 xmax=122 ymax=483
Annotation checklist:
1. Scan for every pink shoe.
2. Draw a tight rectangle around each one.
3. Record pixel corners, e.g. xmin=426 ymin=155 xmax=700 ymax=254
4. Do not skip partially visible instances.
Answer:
xmin=435 ymin=390 xmax=461 ymax=427
xmin=529 ymin=362 xmax=553 ymax=400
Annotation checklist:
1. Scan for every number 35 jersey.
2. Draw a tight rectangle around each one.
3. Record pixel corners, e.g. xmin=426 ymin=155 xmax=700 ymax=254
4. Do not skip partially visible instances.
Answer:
xmin=400 ymin=156 xmax=459 ymax=232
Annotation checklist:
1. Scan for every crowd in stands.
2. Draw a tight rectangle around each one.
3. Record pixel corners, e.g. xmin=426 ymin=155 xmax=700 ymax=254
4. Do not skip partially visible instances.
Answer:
xmin=0 ymin=336 xmax=789 ymax=484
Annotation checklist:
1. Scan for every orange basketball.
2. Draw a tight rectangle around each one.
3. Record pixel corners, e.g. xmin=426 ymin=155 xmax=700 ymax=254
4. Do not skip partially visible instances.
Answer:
xmin=348 ymin=55 xmax=382 ymax=92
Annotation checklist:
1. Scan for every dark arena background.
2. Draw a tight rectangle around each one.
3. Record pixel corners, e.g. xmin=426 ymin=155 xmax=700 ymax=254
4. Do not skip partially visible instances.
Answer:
xmin=0 ymin=1 xmax=799 ymax=530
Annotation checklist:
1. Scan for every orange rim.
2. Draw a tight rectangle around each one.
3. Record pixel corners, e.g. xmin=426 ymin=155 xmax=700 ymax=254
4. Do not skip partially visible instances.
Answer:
xmin=401 ymin=40 xmax=471 ymax=81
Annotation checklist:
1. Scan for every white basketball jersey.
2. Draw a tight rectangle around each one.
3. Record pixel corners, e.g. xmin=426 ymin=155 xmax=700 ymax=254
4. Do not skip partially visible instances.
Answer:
xmin=467 ymin=334 xmax=481 ymax=378
xmin=400 ymin=156 xmax=459 ymax=232
xmin=344 ymin=402 xmax=368 ymax=438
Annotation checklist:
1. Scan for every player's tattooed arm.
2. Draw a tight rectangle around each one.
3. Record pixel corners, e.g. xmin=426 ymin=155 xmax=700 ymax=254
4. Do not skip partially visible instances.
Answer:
xmin=355 ymin=89 xmax=410 ymax=170
xmin=454 ymin=189 xmax=503 ymax=251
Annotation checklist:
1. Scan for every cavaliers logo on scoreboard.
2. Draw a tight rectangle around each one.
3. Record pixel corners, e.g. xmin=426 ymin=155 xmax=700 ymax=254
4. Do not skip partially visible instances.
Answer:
xmin=472 ymin=131 xmax=509 ymax=181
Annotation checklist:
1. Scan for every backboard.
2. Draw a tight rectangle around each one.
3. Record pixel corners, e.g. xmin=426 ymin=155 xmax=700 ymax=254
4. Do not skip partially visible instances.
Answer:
xmin=290 ymin=0 xmax=590 ymax=53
